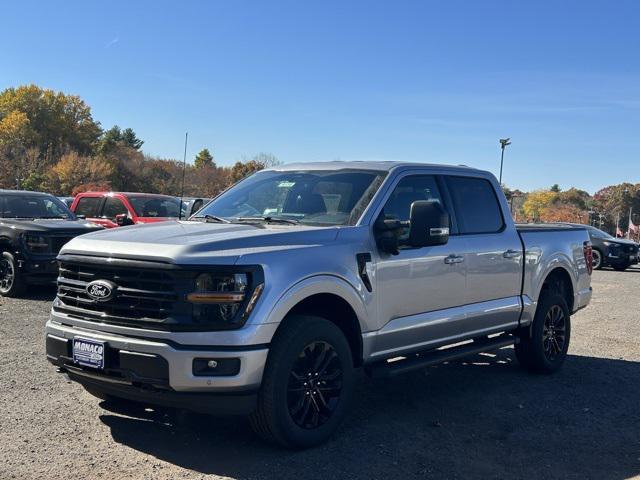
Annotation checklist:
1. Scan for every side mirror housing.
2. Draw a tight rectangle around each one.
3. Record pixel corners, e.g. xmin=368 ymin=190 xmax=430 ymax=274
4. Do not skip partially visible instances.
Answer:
xmin=76 ymin=214 xmax=86 ymax=220
xmin=408 ymin=200 xmax=450 ymax=247
xmin=115 ymin=214 xmax=133 ymax=226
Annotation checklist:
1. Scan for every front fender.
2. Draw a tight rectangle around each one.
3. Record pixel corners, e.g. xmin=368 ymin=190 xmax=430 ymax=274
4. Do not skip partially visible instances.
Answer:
xmin=259 ymin=274 xmax=370 ymax=334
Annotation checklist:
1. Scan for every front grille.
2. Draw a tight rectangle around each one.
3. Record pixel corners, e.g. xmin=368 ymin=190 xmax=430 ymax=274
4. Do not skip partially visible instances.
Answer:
xmin=56 ymin=261 xmax=182 ymax=324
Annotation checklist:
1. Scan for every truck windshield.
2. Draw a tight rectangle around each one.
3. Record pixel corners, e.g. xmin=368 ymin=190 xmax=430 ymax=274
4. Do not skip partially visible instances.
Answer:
xmin=128 ymin=196 xmax=182 ymax=218
xmin=195 ymin=169 xmax=387 ymax=226
xmin=0 ymin=195 xmax=75 ymax=219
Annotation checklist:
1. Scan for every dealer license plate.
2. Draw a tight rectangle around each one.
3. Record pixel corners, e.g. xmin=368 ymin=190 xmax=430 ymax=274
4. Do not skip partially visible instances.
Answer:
xmin=72 ymin=338 xmax=106 ymax=369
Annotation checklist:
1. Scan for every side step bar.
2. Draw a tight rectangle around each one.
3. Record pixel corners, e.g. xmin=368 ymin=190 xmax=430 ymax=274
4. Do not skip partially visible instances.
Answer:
xmin=365 ymin=334 xmax=517 ymax=379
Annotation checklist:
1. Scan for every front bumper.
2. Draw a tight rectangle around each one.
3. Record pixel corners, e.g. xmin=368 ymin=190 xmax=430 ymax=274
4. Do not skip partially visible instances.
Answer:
xmin=46 ymin=317 xmax=272 ymax=414
xmin=18 ymin=253 xmax=59 ymax=283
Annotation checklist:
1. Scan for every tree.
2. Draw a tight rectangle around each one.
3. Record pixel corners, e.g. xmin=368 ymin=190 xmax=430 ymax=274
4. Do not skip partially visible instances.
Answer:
xmin=49 ymin=152 xmax=114 ymax=195
xmin=194 ymin=148 xmax=214 ymax=169
xmin=230 ymin=153 xmax=280 ymax=183
xmin=121 ymin=128 xmax=143 ymax=150
xmin=550 ymin=184 xmax=561 ymax=193
xmin=0 ymin=84 xmax=102 ymax=162
xmin=522 ymin=190 xmax=557 ymax=221
xmin=97 ymin=125 xmax=143 ymax=154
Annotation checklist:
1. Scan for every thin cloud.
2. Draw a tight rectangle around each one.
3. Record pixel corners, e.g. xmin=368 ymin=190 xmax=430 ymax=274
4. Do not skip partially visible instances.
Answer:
xmin=105 ymin=37 xmax=119 ymax=49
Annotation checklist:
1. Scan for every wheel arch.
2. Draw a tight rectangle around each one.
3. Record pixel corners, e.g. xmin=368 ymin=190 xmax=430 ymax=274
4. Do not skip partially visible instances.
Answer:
xmin=539 ymin=266 xmax=575 ymax=312
xmin=265 ymin=275 xmax=368 ymax=367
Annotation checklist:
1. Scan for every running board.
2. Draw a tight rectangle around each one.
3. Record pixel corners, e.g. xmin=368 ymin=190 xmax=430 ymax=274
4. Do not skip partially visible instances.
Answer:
xmin=365 ymin=334 xmax=517 ymax=379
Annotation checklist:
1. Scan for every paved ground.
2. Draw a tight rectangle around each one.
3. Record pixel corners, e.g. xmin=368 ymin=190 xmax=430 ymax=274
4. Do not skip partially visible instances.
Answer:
xmin=1 ymin=267 xmax=639 ymax=480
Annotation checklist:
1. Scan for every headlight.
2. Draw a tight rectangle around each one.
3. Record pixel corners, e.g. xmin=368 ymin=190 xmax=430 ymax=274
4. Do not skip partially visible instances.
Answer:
xmin=186 ymin=271 xmax=264 ymax=329
xmin=24 ymin=234 xmax=51 ymax=254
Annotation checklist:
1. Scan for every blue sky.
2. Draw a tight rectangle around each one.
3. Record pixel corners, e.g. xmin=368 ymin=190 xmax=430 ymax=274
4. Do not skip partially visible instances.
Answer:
xmin=1 ymin=0 xmax=639 ymax=193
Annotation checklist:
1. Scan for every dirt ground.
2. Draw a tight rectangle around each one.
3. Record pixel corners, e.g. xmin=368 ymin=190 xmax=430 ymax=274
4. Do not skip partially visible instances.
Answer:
xmin=1 ymin=267 xmax=639 ymax=480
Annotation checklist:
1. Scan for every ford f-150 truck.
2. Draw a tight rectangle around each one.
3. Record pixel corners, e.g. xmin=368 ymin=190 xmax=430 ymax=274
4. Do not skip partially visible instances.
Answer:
xmin=45 ymin=162 xmax=593 ymax=448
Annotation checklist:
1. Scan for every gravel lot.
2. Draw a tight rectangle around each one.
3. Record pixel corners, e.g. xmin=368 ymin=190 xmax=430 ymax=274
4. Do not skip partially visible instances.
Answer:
xmin=1 ymin=267 xmax=639 ymax=480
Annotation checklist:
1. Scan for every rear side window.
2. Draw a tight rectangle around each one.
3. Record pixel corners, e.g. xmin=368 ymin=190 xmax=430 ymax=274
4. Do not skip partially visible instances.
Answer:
xmin=74 ymin=197 xmax=102 ymax=217
xmin=445 ymin=176 xmax=504 ymax=234
xmin=102 ymin=197 xmax=128 ymax=220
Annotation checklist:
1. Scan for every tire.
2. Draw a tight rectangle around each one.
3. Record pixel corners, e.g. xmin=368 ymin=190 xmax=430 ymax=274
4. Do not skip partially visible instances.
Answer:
xmin=515 ymin=293 xmax=571 ymax=374
xmin=591 ymin=249 xmax=603 ymax=270
xmin=0 ymin=252 xmax=25 ymax=297
xmin=612 ymin=263 xmax=630 ymax=272
xmin=249 ymin=315 xmax=354 ymax=449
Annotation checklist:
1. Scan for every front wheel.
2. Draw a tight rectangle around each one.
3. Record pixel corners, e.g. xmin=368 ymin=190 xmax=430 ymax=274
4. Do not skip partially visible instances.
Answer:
xmin=249 ymin=315 xmax=354 ymax=448
xmin=515 ymin=293 xmax=571 ymax=373
xmin=591 ymin=249 xmax=603 ymax=270
xmin=0 ymin=252 xmax=25 ymax=297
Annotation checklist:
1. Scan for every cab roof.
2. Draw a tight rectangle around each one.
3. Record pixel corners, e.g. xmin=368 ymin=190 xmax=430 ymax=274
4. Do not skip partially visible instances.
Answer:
xmin=267 ymin=160 xmax=481 ymax=174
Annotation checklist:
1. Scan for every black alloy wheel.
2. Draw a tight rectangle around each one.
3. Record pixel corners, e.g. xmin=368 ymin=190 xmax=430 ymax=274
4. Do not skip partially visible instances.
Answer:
xmin=287 ymin=341 xmax=343 ymax=429
xmin=591 ymin=249 xmax=602 ymax=270
xmin=0 ymin=255 xmax=16 ymax=295
xmin=542 ymin=304 xmax=567 ymax=362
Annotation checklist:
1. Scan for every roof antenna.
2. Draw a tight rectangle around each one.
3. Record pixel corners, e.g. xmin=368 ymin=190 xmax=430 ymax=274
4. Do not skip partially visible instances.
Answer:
xmin=179 ymin=132 xmax=188 ymax=220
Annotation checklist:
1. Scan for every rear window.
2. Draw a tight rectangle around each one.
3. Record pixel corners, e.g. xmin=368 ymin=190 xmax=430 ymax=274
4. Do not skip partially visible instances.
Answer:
xmin=74 ymin=197 xmax=102 ymax=218
xmin=445 ymin=176 xmax=504 ymax=234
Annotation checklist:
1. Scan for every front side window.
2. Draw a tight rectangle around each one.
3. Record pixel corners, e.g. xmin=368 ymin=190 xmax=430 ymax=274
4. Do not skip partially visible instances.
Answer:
xmin=445 ymin=176 xmax=504 ymax=234
xmin=0 ymin=195 xmax=74 ymax=219
xmin=74 ymin=197 xmax=102 ymax=218
xmin=129 ymin=197 xmax=181 ymax=218
xmin=102 ymin=197 xmax=128 ymax=220
xmin=381 ymin=175 xmax=443 ymax=240
xmin=196 ymin=169 xmax=387 ymax=226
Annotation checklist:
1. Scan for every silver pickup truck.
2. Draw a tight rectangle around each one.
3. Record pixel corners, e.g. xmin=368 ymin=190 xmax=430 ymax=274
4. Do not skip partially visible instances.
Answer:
xmin=46 ymin=162 xmax=593 ymax=448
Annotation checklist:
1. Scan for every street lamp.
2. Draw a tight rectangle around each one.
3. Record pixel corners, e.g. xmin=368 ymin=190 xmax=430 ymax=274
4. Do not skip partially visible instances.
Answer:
xmin=499 ymin=138 xmax=511 ymax=185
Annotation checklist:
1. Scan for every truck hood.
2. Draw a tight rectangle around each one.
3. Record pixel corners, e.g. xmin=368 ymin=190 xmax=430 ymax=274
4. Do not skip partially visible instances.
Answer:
xmin=606 ymin=238 xmax=638 ymax=247
xmin=0 ymin=218 xmax=103 ymax=233
xmin=60 ymin=220 xmax=340 ymax=265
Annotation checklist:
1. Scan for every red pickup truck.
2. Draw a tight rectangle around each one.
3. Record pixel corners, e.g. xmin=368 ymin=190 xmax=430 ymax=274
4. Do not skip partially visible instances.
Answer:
xmin=70 ymin=192 xmax=182 ymax=228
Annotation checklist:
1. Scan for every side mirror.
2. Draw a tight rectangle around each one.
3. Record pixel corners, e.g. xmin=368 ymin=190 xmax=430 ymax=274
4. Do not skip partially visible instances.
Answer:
xmin=408 ymin=200 xmax=450 ymax=247
xmin=115 ymin=213 xmax=133 ymax=226
xmin=76 ymin=214 xmax=86 ymax=220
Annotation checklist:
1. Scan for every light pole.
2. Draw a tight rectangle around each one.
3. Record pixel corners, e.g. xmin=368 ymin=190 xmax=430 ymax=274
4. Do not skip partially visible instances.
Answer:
xmin=499 ymin=138 xmax=511 ymax=185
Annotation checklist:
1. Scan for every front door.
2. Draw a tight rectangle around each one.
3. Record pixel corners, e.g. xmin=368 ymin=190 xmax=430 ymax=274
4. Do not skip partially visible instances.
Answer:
xmin=371 ymin=173 xmax=467 ymax=358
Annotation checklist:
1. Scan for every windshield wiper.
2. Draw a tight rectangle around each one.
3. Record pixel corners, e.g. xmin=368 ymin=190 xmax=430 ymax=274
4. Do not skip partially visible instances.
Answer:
xmin=234 ymin=216 xmax=300 ymax=225
xmin=192 ymin=214 xmax=231 ymax=224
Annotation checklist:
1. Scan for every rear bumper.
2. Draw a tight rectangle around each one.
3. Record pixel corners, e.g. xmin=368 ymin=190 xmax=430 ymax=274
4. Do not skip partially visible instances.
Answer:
xmin=46 ymin=317 xmax=269 ymax=414
xmin=574 ymin=286 xmax=592 ymax=312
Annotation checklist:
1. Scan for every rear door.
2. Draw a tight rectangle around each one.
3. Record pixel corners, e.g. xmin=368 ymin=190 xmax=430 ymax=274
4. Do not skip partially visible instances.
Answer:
xmin=443 ymin=175 xmax=523 ymax=330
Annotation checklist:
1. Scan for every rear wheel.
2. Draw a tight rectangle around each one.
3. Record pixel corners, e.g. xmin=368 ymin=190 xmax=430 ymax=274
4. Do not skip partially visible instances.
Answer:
xmin=591 ymin=249 xmax=603 ymax=270
xmin=249 ymin=315 xmax=354 ymax=448
xmin=0 ymin=252 xmax=25 ymax=297
xmin=515 ymin=293 xmax=571 ymax=373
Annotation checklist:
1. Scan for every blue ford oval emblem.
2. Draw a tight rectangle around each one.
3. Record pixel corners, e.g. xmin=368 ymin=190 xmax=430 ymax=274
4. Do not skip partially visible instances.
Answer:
xmin=86 ymin=280 xmax=116 ymax=302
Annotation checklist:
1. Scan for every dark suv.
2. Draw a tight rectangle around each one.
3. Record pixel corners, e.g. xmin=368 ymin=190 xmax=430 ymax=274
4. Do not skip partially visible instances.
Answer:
xmin=0 ymin=190 xmax=103 ymax=296
xmin=562 ymin=224 xmax=639 ymax=271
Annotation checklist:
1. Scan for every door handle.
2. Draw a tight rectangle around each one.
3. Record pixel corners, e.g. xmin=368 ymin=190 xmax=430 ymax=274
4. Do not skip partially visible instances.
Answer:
xmin=503 ymin=249 xmax=520 ymax=259
xmin=444 ymin=254 xmax=464 ymax=264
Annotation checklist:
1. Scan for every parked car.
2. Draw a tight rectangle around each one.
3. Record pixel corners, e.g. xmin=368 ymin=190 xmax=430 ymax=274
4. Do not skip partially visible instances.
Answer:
xmin=46 ymin=162 xmax=592 ymax=448
xmin=0 ymin=190 xmax=103 ymax=297
xmin=181 ymin=197 xmax=211 ymax=218
xmin=559 ymin=223 xmax=638 ymax=271
xmin=57 ymin=196 xmax=74 ymax=207
xmin=70 ymin=192 xmax=182 ymax=228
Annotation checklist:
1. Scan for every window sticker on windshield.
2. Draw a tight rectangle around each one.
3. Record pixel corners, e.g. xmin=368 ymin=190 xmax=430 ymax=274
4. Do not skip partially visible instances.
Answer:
xmin=278 ymin=181 xmax=295 ymax=188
